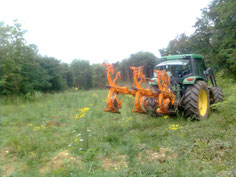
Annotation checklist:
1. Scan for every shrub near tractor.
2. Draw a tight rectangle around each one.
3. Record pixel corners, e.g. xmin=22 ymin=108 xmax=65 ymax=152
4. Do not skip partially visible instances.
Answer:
xmin=103 ymin=54 xmax=223 ymax=119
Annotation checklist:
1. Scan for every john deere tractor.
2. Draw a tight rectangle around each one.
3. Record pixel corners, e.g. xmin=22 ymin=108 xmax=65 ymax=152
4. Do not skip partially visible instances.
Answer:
xmin=149 ymin=54 xmax=223 ymax=119
xmin=103 ymin=54 xmax=223 ymax=120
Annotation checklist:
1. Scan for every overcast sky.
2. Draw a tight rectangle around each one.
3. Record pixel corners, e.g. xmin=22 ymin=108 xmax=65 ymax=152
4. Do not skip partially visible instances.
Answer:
xmin=1 ymin=0 xmax=211 ymax=64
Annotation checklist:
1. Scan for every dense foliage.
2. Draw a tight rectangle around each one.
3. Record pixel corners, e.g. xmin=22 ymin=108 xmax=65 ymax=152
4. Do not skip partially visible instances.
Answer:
xmin=118 ymin=52 xmax=158 ymax=82
xmin=0 ymin=21 xmax=68 ymax=95
xmin=0 ymin=21 xmax=158 ymax=96
xmin=159 ymin=0 xmax=236 ymax=77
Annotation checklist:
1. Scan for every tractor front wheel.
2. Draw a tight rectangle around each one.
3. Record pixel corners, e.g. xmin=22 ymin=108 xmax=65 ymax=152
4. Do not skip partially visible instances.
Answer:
xmin=183 ymin=81 xmax=210 ymax=119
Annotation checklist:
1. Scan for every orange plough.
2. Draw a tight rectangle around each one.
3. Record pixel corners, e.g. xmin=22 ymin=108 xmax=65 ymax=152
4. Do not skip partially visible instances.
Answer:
xmin=154 ymin=70 xmax=175 ymax=114
xmin=130 ymin=66 xmax=159 ymax=113
xmin=103 ymin=63 xmax=136 ymax=113
xmin=103 ymin=63 xmax=175 ymax=115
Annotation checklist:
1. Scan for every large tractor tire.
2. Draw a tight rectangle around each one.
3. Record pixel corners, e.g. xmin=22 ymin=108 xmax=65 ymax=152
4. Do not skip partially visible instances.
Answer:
xmin=209 ymin=87 xmax=223 ymax=104
xmin=183 ymin=81 xmax=210 ymax=119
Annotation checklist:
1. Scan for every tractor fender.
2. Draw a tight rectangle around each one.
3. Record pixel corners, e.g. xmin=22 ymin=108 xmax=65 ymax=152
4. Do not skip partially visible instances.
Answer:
xmin=183 ymin=76 xmax=206 ymax=85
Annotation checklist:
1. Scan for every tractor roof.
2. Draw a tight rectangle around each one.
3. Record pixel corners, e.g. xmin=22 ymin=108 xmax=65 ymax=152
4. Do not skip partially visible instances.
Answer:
xmin=156 ymin=60 xmax=189 ymax=67
xmin=161 ymin=54 xmax=203 ymax=60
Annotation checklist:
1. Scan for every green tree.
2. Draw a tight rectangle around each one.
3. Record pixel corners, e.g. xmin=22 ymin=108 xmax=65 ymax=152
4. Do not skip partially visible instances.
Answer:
xmin=119 ymin=52 xmax=158 ymax=81
xmin=91 ymin=64 xmax=106 ymax=88
xmin=159 ymin=33 xmax=194 ymax=56
xmin=0 ymin=21 xmax=49 ymax=95
xmin=207 ymin=0 xmax=236 ymax=76
xmin=61 ymin=63 xmax=73 ymax=89
xmin=70 ymin=60 xmax=92 ymax=89
xmin=0 ymin=21 xmax=68 ymax=95
xmin=159 ymin=0 xmax=236 ymax=77
xmin=37 ymin=57 xmax=66 ymax=92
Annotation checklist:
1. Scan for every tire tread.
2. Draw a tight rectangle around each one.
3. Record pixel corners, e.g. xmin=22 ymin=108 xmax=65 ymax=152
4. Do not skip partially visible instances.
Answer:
xmin=183 ymin=81 xmax=209 ymax=119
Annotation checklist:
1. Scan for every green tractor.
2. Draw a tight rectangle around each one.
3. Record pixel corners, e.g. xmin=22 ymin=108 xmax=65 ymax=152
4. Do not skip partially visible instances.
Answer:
xmin=148 ymin=54 xmax=223 ymax=119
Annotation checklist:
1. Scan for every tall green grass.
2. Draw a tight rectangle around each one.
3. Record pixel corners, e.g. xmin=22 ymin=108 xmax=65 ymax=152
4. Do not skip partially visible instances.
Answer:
xmin=1 ymin=78 xmax=235 ymax=176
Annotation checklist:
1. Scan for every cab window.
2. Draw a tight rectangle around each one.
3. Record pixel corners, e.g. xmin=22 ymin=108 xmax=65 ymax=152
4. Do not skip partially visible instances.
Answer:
xmin=194 ymin=59 xmax=205 ymax=76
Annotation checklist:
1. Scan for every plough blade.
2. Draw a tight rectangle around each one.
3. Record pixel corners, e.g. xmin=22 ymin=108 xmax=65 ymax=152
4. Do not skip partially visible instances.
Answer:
xmin=104 ymin=95 xmax=122 ymax=113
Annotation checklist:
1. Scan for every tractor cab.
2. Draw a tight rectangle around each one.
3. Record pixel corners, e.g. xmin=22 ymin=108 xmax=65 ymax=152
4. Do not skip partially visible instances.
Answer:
xmin=154 ymin=59 xmax=191 ymax=79
xmin=150 ymin=54 xmax=208 ymax=86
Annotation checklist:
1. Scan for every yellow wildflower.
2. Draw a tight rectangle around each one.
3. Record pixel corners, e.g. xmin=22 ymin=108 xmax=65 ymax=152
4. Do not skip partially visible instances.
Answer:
xmin=164 ymin=115 xmax=168 ymax=119
xmin=166 ymin=124 xmax=182 ymax=131
xmin=41 ymin=125 xmax=45 ymax=129
xmin=33 ymin=126 xmax=40 ymax=131
xmin=74 ymin=138 xmax=78 ymax=142
xmin=80 ymin=115 xmax=85 ymax=118
xmin=74 ymin=87 xmax=78 ymax=91
xmin=28 ymin=123 xmax=33 ymax=126
xmin=30 ymin=152 xmax=35 ymax=157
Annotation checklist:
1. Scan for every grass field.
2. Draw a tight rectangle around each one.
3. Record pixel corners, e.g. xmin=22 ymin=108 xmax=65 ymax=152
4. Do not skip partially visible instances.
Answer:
xmin=1 ymin=78 xmax=236 ymax=176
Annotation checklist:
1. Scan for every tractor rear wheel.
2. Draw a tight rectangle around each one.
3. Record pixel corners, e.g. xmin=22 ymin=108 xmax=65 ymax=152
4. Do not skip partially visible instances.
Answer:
xmin=183 ymin=81 xmax=210 ymax=119
xmin=209 ymin=87 xmax=223 ymax=104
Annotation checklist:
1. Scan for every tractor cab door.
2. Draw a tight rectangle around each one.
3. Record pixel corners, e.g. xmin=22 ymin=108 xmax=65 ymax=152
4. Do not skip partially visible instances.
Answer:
xmin=193 ymin=58 xmax=206 ymax=77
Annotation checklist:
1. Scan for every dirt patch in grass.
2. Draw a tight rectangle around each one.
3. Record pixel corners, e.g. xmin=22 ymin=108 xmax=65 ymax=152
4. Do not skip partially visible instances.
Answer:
xmin=217 ymin=170 xmax=235 ymax=177
xmin=39 ymin=150 xmax=81 ymax=173
xmin=1 ymin=148 xmax=15 ymax=176
xmin=102 ymin=155 xmax=128 ymax=171
xmin=45 ymin=119 xmax=60 ymax=127
xmin=138 ymin=147 xmax=178 ymax=163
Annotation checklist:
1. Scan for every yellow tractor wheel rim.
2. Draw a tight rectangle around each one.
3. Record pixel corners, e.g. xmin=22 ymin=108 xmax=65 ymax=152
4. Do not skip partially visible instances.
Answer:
xmin=198 ymin=89 xmax=208 ymax=116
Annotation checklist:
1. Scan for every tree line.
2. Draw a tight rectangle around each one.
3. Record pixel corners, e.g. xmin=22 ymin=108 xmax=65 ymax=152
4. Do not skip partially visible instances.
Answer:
xmin=159 ymin=0 xmax=236 ymax=77
xmin=0 ymin=21 xmax=158 ymax=96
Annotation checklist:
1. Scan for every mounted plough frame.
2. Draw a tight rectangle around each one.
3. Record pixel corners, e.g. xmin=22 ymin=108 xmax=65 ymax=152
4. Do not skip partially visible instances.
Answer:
xmin=103 ymin=62 xmax=175 ymax=115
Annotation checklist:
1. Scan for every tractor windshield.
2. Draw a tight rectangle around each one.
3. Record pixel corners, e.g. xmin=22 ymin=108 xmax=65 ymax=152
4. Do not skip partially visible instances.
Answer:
xmin=154 ymin=60 xmax=191 ymax=78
